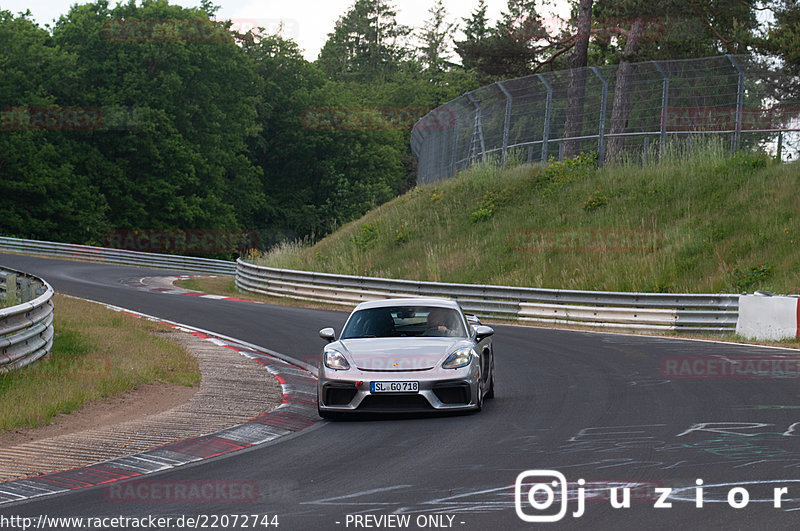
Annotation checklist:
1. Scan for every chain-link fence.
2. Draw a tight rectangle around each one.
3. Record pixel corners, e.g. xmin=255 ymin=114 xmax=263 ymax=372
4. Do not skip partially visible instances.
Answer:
xmin=411 ymin=55 xmax=800 ymax=184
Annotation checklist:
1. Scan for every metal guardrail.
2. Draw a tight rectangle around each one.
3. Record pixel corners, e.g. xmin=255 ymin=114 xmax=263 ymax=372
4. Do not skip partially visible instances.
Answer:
xmin=0 ymin=237 xmax=236 ymax=275
xmin=236 ymin=259 xmax=739 ymax=333
xmin=0 ymin=266 xmax=54 ymax=372
xmin=0 ymin=236 xmax=739 ymax=333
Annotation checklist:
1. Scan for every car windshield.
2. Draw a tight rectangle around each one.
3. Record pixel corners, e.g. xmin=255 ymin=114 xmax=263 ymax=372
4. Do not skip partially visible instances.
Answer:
xmin=341 ymin=306 xmax=467 ymax=339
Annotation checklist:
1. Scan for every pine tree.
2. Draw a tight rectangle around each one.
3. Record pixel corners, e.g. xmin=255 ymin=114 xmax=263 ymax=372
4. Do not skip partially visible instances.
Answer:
xmin=418 ymin=0 xmax=456 ymax=78
xmin=317 ymin=0 xmax=411 ymax=82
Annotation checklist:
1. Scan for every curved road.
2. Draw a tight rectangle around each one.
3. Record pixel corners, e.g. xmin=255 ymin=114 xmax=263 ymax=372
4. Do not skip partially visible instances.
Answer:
xmin=2 ymin=253 xmax=800 ymax=530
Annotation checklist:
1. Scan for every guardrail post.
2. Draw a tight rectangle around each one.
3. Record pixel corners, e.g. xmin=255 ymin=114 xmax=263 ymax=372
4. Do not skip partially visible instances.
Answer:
xmin=5 ymin=273 xmax=17 ymax=306
xmin=590 ymin=67 xmax=608 ymax=166
xmin=652 ymin=61 xmax=669 ymax=160
xmin=18 ymin=277 xmax=32 ymax=302
xmin=497 ymin=81 xmax=512 ymax=166
xmin=727 ymin=54 xmax=744 ymax=152
xmin=536 ymin=74 xmax=553 ymax=163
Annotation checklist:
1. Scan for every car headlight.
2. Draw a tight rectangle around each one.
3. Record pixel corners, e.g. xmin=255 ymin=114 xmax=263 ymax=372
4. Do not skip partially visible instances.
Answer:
xmin=324 ymin=348 xmax=350 ymax=370
xmin=442 ymin=347 xmax=475 ymax=369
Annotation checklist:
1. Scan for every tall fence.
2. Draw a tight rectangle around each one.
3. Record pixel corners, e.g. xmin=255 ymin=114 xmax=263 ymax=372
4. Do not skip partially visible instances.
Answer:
xmin=411 ymin=55 xmax=800 ymax=183
xmin=1 ymin=267 xmax=54 ymax=372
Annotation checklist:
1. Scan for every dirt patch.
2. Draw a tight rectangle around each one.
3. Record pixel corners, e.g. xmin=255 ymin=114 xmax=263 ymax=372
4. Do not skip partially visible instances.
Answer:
xmin=0 ymin=382 xmax=197 ymax=447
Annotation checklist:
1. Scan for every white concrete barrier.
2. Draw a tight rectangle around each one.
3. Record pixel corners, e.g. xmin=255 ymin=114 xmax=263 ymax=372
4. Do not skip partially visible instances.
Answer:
xmin=736 ymin=294 xmax=800 ymax=341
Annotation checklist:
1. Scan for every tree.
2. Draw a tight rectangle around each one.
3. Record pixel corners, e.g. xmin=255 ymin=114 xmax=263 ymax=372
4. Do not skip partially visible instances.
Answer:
xmin=763 ymin=1 xmax=800 ymax=99
xmin=455 ymin=0 xmax=548 ymax=84
xmin=317 ymin=0 xmax=411 ymax=82
xmin=51 ymin=0 xmax=264 ymax=233
xmin=462 ymin=0 xmax=490 ymax=44
xmin=0 ymin=10 xmax=108 ymax=243
xmin=417 ymin=0 xmax=457 ymax=80
xmin=562 ymin=0 xmax=593 ymax=159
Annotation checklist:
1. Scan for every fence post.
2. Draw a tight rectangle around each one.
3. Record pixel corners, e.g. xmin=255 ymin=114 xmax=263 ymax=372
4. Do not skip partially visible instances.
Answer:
xmin=497 ymin=81 xmax=512 ymax=166
xmin=652 ymin=61 xmax=669 ymax=160
xmin=466 ymin=92 xmax=486 ymax=163
xmin=727 ymin=55 xmax=744 ymax=152
xmin=590 ymin=67 xmax=608 ymax=166
xmin=777 ymin=130 xmax=783 ymax=162
xmin=451 ymin=108 xmax=460 ymax=177
xmin=536 ymin=74 xmax=553 ymax=163
xmin=643 ymin=136 xmax=650 ymax=165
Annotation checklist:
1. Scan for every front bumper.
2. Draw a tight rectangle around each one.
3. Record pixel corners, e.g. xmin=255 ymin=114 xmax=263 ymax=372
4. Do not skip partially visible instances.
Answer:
xmin=318 ymin=365 xmax=481 ymax=413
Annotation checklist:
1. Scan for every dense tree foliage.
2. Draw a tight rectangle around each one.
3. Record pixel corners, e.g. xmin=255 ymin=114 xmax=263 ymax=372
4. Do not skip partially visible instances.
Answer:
xmin=0 ymin=0 xmax=792 ymax=253
xmin=763 ymin=0 xmax=800 ymax=99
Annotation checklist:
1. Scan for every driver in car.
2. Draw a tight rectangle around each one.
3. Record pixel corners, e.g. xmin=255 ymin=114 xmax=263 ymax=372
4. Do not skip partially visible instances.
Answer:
xmin=423 ymin=308 xmax=458 ymax=336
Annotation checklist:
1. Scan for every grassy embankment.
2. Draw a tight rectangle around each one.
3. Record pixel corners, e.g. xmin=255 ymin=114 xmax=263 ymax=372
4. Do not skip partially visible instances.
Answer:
xmin=178 ymin=143 xmax=800 ymax=346
xmin=250 ymin=144 xmax=800 ymax=295
xmin=0 ymin=295 xmax=200 ymax=432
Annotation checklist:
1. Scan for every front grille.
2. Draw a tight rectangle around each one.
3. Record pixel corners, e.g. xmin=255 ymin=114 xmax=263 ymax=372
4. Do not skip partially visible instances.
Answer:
xmin=323 ymin=385 xmax=358 ymax=406
xmin=357 ymin=367 xmax=433 ymax=372
xmin=358 ymin=395 xmax=433 ymax=410
xmin=433 ymin=384 xmax=470 ymax=405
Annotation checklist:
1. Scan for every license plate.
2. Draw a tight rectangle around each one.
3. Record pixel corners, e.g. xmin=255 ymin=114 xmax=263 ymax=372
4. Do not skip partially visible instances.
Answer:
xmin=370 ymin=381 xmax=419 ymax=393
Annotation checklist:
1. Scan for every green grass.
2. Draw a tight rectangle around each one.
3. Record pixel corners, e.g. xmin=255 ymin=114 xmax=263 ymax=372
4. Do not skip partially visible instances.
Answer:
xmin=250 ymin=142 xmax=800 ymax=294
xmin=0 ymin=295 xmax=200 ymax=432
xmin=174 ymin=276 xmax=349 ymax=311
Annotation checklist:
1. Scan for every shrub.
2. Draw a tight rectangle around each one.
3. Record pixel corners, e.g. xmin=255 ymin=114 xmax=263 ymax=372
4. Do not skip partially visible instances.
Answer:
xmin=728 ymin=263 xmax=774 ymax=292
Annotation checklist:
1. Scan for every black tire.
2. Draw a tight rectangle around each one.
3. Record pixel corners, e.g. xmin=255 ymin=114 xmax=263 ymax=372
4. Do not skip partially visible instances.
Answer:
xmin=485 ymin=369 xmax=495 ymax=399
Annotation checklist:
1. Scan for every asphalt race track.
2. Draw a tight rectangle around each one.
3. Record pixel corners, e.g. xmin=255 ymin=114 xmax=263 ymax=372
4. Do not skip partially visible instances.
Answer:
xmin=2 ymin=253 xmax=800 ymax=530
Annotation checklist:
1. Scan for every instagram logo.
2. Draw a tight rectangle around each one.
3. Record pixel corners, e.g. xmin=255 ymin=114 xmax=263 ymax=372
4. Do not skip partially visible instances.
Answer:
xmin=515 ymin=470 xmax=575 ymax=522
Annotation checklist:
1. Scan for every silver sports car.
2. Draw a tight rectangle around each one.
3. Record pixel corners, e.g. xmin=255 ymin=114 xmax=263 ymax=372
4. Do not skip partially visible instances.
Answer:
xmin=317 ymin=298 xmax=495 ymax=417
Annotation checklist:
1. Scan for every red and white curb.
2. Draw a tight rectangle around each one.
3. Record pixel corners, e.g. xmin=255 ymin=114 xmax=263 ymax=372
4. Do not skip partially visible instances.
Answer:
xmin=123 ymin=276 xmax=262 ymax=304
xmin=0 ymin=301 xmax=318 ymax=507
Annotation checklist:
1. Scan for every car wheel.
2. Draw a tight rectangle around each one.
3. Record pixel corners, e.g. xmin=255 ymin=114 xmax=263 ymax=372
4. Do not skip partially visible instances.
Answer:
xmin=475 ymin=383 xmax=484 ymax=412
xmin=485 ymin=369 xmax=495 ymax=399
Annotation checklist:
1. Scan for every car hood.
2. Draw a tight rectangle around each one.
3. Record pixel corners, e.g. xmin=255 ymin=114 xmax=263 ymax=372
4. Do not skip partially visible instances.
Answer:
xmin=338 ymin=337 xmax=468 ymax=371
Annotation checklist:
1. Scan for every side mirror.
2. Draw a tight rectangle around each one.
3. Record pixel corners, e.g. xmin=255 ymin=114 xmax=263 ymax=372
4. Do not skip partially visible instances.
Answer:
xmin=474 ymin=325 xmax=494 ymax=342
xmin=319 ymin=327 xmax=336 ymax=342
